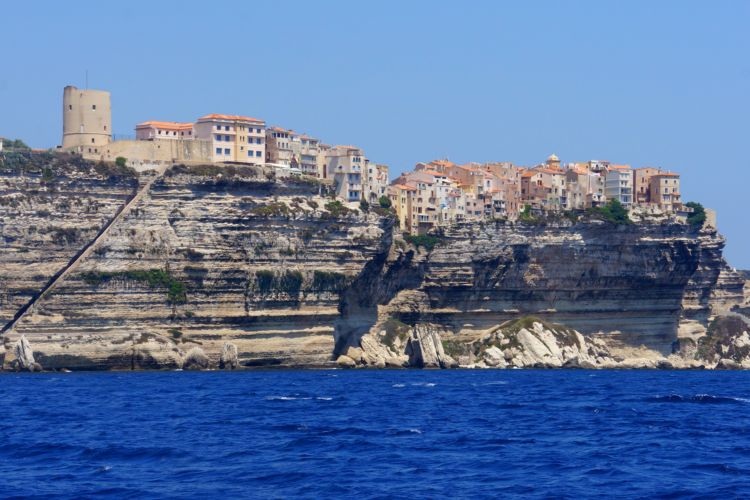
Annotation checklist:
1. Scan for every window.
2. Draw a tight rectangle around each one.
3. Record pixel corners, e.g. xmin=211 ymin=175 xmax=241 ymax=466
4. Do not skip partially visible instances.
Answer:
xmin=256 ymin=138 xmax=262 ymax=144
xmin=92 ymin=104 xmax=96 ymax=110
xmin=104 ymin=125 xmax=107 ymax=131
xmin=216 ymin=148 xmax=222 ymax=154
xmin=91 ymin=138 xmax=95 ymax=143
xmin=224 ymin=148 xmax=230 ymax=155
xmin=158 ymin=130 xmax=162 ymax=135
xmin=224 ymin=135 xmax=230 ymax=141
xmin=241 ymin=146 xmax=244 ymax=151
xmin=256 ymin=151 xmax=261 ymax=157
xmin=248 ymin=150 xmax=253 ymax=157
xmin=225 ymin=126 xmax=230 ymax=131
xmin=215 ymin=135 xmax=221 ymax=141
xmin=68 ymin=105 xmax=72 ymax=110
xmin=256 ymin=128 xmax=261 ymax=133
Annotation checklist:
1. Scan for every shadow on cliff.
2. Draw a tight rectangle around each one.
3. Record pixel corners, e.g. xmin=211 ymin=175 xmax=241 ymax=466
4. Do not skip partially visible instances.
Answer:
xmin=332 ymin=221 xmax=427 ymax=358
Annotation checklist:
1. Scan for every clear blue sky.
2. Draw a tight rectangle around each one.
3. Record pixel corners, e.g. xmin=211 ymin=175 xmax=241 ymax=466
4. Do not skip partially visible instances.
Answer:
xmin=2 ymin=1 xmax=748 ymax=266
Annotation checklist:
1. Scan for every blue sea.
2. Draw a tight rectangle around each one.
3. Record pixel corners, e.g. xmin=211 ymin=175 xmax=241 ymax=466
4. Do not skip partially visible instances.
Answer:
xmin=2 ymin=370 xmax=750 ymax=499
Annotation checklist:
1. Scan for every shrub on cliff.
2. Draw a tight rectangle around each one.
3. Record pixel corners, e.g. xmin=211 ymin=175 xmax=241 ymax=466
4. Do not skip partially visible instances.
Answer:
xmin=586 ymin=199 xmax=631 ymax=225
xmin=518 ymin=204 xmax=542 ymax=224
xmin=115 ymin=156 xmax=127 ymax=168
xmin=312 ymin=270 xmax=349 ymax=292
xmin=404 ymin=233 xmax=443 ymax=251
xmin=1 ymin=138 xmax=30 ymax=150
xmin=254 ymin=269 xmax=304 ymax=295
xmin=323 ymin=200 xmax=352 ymax=218
xmin=80 ymin=268 xmax=187 ymax=305
xmin=685 ymin=201 xmax=706 ymax=227
xmin=379 ymin=195 xmax=392 ymax=209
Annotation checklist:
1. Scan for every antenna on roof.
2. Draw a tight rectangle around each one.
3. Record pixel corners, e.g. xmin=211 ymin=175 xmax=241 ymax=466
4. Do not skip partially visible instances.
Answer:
xmin=85 ymin=70 xmax=88 ymax=89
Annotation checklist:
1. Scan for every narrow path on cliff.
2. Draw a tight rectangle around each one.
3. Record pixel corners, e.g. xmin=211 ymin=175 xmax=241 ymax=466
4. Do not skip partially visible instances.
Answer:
xmin=1 ymin=165 xmax=168 ymax=335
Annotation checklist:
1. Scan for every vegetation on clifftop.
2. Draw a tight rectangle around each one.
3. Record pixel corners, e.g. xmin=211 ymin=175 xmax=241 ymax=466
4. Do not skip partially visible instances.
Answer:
xmin=586 ymin=199 xmax=631 ymax=225
xmin=685 ymin=201 xmax=706 ymax=227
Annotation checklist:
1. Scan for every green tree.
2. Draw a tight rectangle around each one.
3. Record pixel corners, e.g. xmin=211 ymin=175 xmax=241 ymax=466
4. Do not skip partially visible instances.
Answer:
xmin=586 ymin=199 xmax=631 ymax=224
xmin=685 ymin=201 xmax=706 ymax=227
xmin=378 ymin=195 xmax=392 ymax=209
xmin=115 ymin=156 xmax=127 ymax=168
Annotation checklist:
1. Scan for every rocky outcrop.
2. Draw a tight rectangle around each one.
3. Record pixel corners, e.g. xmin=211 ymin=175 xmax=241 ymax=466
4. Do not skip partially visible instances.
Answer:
xmin=219 ymin=342 xmax=239 ymax=369
xmin=7 ymin=335 xmax=42 ymax=372
xmin=183 ymin=347 xmax=209 ymax=370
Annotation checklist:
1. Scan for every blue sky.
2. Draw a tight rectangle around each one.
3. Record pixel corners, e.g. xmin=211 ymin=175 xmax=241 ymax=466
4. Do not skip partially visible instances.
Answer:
xmin=2 ymin=1 xmax=748 ymax=266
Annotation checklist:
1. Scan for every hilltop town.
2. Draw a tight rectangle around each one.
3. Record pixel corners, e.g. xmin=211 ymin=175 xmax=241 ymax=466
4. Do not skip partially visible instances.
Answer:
xmin=9 ymin=85 xmax=700 ymax=237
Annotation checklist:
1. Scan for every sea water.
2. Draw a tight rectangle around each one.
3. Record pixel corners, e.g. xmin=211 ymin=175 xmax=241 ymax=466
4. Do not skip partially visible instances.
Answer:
xmin=2 ymin=369 xmax=750 ymax=498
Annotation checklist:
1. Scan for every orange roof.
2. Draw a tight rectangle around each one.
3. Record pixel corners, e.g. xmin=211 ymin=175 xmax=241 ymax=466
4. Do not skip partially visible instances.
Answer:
xmin=652 ymin=172 xmax=680 ymax=177
xmin=419 ymin=169 xmax=446 ymax=176
xmin=197 ymin=113 xmax=264 ymax=123
xmin=533 ymin=167 xmax=564 ymax=175
xmin=521 ymin=171 xmax=538 ymax=178
xmin=391 ymin=184 xmax=417 ymax=191
xmin=136 ymin=120 xmax=193 ymax=130
xmin=429 ymin=159 xmax=456 ymax=167
xmin=609 ymin=164 xmax=632 ymax=170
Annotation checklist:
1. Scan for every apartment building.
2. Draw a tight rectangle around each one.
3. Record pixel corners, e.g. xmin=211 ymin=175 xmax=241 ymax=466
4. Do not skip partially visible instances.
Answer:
xmin=365 ymin=163 xmax=389 ymax=202
xmin=605 ymin=165 xmax=634 ymax=208
xmin=521 ymin=166 xmax=566 ymax=211
xmin=649 ymin=173 xmax=681 ymax=212
xmin=328 ymin=145 xmax=366 ymax=201
xmin=193 ymin=114 xmax=266 ymax=164
xmin=297 ymin=135 xmax=323 ymax=177
xmin=565 ymin=166 xmax=605 ymax=210
xmin=634 ymin=167 xmax=664 ymax=204
xmin=265 ymin=126 xmax=297 ymax=166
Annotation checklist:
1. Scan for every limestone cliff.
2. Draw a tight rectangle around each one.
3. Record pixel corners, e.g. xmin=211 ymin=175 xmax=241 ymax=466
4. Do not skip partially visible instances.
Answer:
xmin=0 ymin=152 xmax=746 ymax=370
xmin=0 ymin=151 xmax=137 ymax=329
xmin=3 ymin=160 xmax=390 ymax=369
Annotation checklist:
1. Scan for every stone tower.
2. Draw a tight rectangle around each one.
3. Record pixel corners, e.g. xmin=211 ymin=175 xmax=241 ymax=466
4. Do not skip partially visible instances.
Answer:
xmin=62 ymin=85 xmax=111 ymax=149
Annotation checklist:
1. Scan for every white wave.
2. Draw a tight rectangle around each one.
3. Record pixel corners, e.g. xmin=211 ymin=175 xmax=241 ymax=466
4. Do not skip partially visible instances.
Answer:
xmin=392 ymin=383 xmax=406 ymax=388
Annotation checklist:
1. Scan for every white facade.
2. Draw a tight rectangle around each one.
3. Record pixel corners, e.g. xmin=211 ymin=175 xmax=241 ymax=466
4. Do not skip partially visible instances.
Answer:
xmin=605 ymin=168 xmax=634 ymax=208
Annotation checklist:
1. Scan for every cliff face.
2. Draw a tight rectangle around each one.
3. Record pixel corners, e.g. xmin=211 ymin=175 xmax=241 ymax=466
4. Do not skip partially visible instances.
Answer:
xmin=0 ymin=153 xmax=745 ymax=370
xmin=0 ymin=151 xmax=137 ymax=329
xmin=340 ymin=221 xmax=744 ymax=360
xmin=4 ymin=163 xmax=390 ymax=369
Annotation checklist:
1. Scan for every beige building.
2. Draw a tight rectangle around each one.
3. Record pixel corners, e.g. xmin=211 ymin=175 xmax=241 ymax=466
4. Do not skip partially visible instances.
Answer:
xmin=365 ymin=163 xmax=390 ymax=202
xmin=297 ymin=135 xmax=323 ymax=177
xmin=328 ymin=145 xmax=366 ymax=202
xmin=649 ymin=173 xmax=681 ymax=212
xmin=265 ymin=126 xmax=297 ymax=166
xmin=633 ymin=167 xmax=663 ymax=204
xmin=135 ymin=121 xmax=194 ymax=141
xmin=62 ymin=85 xmax=111 ymax=152
xmin=193 ymin=114 xmax=265 ymax=164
